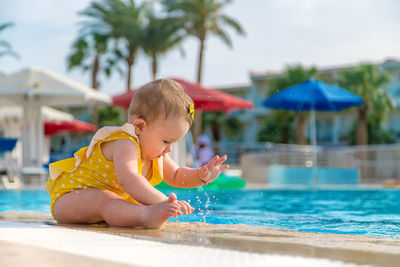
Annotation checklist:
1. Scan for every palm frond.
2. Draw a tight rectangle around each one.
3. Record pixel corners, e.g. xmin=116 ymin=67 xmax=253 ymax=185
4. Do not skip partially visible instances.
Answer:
xmin=213 ymin=27 xmax=232 ymax=47
xmin=0 ymin=49 xmax=19 ymax=59
xmin=0 ymin=22 xmax=14 ymax=32
xmin=0 ymin=40 xmax=11 ymax=49
xmin=220 ymin=15 xmax=245 ymax=35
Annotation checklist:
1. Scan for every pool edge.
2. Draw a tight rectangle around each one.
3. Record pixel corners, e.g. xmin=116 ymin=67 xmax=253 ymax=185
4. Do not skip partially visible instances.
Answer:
xmin=1 ymin=211 xmax=400 ymax=266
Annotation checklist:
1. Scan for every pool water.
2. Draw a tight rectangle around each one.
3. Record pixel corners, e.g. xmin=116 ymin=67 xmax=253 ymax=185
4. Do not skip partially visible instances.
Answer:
xmin=1 ymin=189 xmax=400 ymax=237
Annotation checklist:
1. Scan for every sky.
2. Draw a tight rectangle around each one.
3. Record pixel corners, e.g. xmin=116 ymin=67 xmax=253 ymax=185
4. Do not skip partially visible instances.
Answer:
xmin=1 ymin=0 xmax=399 ymax=96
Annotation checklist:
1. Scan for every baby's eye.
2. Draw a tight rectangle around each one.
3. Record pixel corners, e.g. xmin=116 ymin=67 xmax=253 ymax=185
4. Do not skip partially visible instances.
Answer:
xmin=163 ymin=140 xmax=170 ymax=144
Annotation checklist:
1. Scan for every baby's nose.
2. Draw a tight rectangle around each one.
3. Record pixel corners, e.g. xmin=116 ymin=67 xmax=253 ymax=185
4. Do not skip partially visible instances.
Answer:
xmin=165 ymin=144 xmax=173 ymax=153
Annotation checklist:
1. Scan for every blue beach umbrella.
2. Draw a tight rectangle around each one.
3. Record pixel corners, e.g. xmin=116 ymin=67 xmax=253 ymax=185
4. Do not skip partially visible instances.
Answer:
xmin=262 ymin=78 xmax=364 ymax=185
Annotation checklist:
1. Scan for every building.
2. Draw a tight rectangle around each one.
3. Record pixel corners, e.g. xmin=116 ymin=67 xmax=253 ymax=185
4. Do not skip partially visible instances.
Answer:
xmin=216 ymin=59 xmax=400 ymax=147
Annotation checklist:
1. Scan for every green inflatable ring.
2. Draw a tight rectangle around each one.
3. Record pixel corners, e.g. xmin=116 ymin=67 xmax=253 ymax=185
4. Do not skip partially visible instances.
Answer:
xmin=155 ymin=172 xmax=246 ymax=190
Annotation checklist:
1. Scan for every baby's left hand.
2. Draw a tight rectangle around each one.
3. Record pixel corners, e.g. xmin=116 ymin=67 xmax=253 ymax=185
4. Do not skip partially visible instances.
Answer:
xmin=199 ymin=155 xmax=229 ymax=185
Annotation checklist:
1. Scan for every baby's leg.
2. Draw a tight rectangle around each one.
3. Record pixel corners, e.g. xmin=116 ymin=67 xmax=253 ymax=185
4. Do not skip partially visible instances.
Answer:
xmin=53 ymin=188 xmax=180 ymax=228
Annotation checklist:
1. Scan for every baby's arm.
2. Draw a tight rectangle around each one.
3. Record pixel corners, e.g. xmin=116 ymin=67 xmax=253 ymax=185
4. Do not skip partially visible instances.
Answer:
xmin=112 ymin=139 xmax=168 ymax=205
xmin=163 ymin=154 xmax=229 ymax=188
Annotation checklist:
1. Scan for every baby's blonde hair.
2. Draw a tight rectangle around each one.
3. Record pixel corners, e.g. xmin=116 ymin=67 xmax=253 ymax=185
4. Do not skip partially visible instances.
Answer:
xmin=128 ymin=79 xmax=194 ymax=126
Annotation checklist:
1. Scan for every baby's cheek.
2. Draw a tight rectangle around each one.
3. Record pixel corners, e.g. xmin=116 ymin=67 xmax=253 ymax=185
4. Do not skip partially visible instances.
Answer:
xmin=158 ymin=144 xmax=166 ymax=150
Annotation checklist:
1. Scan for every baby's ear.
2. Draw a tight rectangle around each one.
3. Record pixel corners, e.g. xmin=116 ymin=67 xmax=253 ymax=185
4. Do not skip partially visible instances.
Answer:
xmin=133 ymin=118 xmax=146 ymax=135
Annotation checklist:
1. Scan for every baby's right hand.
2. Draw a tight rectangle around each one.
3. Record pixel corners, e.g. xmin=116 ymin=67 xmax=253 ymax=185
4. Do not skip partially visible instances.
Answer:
xmin=199 ymin=155 xmax=229 ymax=185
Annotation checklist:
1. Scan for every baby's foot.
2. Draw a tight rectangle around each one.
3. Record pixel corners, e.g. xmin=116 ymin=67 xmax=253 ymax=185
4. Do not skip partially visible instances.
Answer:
xmin=142 ymin=193 xmax=179 ymax=229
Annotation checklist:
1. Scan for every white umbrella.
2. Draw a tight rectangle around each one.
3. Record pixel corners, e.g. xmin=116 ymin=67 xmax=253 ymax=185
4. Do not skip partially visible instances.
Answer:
xmin=0 ymin=106 xmax=74 ymax=126
xmin=0 ymin=67 xmax=110 ymax=169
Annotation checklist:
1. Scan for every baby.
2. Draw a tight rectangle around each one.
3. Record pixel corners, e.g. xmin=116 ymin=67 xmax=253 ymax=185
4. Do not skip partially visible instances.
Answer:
xmin=46 ymin=79 xmax=229 ymax=228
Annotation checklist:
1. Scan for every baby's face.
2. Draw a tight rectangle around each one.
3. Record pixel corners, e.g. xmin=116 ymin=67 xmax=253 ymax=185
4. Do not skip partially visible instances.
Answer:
xmin=139 ymin=116 xmax=190 ymax=160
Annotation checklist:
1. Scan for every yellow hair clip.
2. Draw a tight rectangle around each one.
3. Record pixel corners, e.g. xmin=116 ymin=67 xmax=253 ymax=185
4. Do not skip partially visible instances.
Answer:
xmin=188 ymin=104 xmax=195 ymax=119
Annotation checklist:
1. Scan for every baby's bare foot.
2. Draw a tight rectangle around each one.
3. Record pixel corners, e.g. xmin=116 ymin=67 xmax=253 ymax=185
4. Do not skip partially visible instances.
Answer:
xmin=142 ymin=193 xmax=179 ymax=229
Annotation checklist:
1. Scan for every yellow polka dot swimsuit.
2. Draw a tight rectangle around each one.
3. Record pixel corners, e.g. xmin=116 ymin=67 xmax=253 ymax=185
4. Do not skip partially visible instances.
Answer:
xmin=46 ymin=124 xmax=163 ymax=218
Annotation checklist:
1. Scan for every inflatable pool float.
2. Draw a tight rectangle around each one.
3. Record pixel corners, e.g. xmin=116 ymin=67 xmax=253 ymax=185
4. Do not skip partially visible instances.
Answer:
xmin=155 ymin=172 xmax=246 ymax=190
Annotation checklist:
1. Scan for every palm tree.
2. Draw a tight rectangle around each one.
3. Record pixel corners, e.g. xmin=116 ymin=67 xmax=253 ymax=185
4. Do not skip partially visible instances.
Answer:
xmin=163 ymin=0 xmax=245 ymax=139
xmin=337 ymin=64 xmax=392 ymax=145
xmin=80 ymin=0 xmax=144 ymax=91
xmin=67 ymin=32 xmax=115 ymax=89
xmin=162 ymin=0 xmax=245 ymax=83
xmin=141 ymin=6 xmax=185 ymax=79
xmin=269 ymin=65 xmax=318 ymax=144
xmin=0 ymin=23 xmax=19 ymax=61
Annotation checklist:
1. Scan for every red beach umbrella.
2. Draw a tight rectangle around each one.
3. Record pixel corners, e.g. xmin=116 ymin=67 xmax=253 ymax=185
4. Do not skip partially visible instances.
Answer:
xmin=44 ymin=120 xmax=96 ymax=136
xmin=112 ymin=77 xmax=253 ymax=113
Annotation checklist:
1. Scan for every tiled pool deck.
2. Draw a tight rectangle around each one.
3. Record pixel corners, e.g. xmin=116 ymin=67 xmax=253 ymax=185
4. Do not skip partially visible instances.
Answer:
xmin=0 ymin=211 xmax=399 ymax=266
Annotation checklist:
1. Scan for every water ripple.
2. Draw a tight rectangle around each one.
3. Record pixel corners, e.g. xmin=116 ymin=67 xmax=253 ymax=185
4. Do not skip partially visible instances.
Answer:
xmin=1 ymin=189 xmax=400 ymax=237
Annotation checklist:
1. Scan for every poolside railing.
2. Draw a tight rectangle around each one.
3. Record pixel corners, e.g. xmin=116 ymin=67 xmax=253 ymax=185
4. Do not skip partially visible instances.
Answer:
xmin=215 ymin=142 xmax=400 ymax=185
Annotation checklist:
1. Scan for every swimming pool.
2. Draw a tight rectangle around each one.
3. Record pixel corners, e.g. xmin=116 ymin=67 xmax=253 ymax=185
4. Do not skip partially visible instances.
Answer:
xmin=1 ymin=189 xmax=399 ymax=237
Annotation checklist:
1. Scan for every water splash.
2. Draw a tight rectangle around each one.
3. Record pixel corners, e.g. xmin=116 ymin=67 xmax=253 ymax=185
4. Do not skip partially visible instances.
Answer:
xmin=196 ymin=187 xmax=212 ymax=222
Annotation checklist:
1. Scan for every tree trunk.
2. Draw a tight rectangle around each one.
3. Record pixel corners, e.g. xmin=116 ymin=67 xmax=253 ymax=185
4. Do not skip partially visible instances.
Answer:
xmin=211 ymin=120 xmax=221 ymax=155
xmin=356 ymin=105 xmax=368 ymax=145
xmin=192 ymin=110 xmax=203 ymax=143
xmin=211 ymin=121 xmax=221 ymax=142
xmin=196 ymin=38 xmax=205 ymax=84
xmin=193 ymin=37 xmax=206 ymax=141
xmin=151 ymin=53 xmax=158 ymax=80
xmin=91 ymin=53 xmax=100 ymax=128
xmin=126 ymin=50 xmax=136 ymax=91
xmin=91 ymin=53 xmax=100 ymax=90
xmin=126 ymin=63 xmax=133 ymax=91
xmin=295 ymin=113 xmax=307 ymax=145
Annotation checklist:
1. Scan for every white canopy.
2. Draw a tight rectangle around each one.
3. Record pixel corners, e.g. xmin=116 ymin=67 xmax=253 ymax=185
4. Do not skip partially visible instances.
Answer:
xmin=0 ymin=67 xmax=110 ymax=107
xmin=0 ymin=67 xmax=111 ymax=169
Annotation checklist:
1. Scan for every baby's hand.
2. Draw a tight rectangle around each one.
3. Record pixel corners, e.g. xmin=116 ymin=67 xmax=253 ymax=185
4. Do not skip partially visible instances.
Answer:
xmin=176 ymin=200 xmax=195 ymax=216
xmin=169 ymin=195 xmax=194 ymax=218
xmin=199 ymin=155 xmax=229 ymax=186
